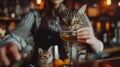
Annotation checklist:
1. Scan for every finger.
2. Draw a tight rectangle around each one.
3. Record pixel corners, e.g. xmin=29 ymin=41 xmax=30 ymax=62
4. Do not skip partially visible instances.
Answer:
xmin=0 ymin=47 xmax=10 ymax=66
xmin=77 ymin=31 xmax=89 ymax=36
xmin=77 ymin=34 xmax=92 ymax=39
xmin=9 ymin=45 xmax=21 ymax=61
xmin=77 ymin=28 xmax=93 ymax=36
xmin=78 ymin=39 xmax=87 ymax=43
xmin=86 ymin=38 xmax=97 ymax=45
xmin=77 ymin=27 xmax=91 ymax=32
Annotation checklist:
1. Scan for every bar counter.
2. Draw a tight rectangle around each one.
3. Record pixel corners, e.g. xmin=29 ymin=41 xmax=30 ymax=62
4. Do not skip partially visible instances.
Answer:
xmin=61 ymin=57 xmax=120 ymax=67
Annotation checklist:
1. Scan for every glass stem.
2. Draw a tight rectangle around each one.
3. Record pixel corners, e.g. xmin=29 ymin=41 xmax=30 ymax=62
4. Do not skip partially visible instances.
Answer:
xmin=69 ymin=42 xmax=73 ymax=65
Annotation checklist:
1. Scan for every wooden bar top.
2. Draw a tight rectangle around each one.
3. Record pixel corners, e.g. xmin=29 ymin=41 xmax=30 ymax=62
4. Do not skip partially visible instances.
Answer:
xmin=102 ymin=45 xmax=120 ymax=53
xmin=61 ymin=57 xmax=120 ymax=67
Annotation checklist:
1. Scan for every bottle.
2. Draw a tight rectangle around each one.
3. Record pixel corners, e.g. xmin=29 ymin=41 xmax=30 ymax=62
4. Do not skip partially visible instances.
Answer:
xmin=95 ymin=21 xmax=103 ymax=40
xmin=54 ymin=45 xmax=60 ymax=59
xmin=102 ymin=21 xmax=112 ymax=46
xmin=114 ymin=21 xmax=120 ymax=45
xmin=15 ymin=0 xmax=22 ymax=19
xmin=117 ymin=21 xmax=120 ymax=44
xmin=109 ymin=22 xmax=117 ymax=45
xmin=3 ymin=1 xmax=9 ymax=17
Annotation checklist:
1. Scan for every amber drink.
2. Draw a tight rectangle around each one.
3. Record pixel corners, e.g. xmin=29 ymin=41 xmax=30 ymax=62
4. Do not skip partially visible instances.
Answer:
xmin=60 ymin=31 xmax=77 ymax=42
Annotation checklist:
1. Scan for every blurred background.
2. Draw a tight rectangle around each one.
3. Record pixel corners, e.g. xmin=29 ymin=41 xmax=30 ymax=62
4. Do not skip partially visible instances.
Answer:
xmin=0 ymin=0 xmax=120 ymax=60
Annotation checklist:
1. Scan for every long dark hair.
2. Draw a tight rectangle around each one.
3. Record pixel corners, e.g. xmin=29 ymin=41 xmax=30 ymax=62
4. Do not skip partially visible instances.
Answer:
xmin=41 ymin=0 xmax=72 ymax=28
xmin=42 ymin=0 xmax=72 ymax=16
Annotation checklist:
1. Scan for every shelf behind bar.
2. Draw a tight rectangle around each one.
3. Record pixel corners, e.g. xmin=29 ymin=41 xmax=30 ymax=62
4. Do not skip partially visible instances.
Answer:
xmin=0 ymin=17 xmax=20 ymax=23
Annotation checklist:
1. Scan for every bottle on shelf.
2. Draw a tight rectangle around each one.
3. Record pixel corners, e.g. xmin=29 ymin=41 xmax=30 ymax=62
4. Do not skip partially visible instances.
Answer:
xmin=114 ymin=21 xmax=120 ymax=45
xmin=102 ymin=21 xmax=113 ymax=46
xmin=95 ymin=21 xmax=103 ymax=40
xmin=3 ymin=1 xmax=9 ymax=17
xmin=15 ymin=0 xmax=22 ymax=19
xmin=118 ymin=21 xmax=120 ymax=44
xmin=109 ymin=22 xmax=117 ymax=46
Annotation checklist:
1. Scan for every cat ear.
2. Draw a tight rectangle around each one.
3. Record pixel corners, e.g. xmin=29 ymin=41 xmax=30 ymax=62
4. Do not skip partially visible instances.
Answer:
xmin=48 ymin=46 xmax=53 ymax=54
xmin=78 ymin=4 xmax=87 ymax=14
xmin=38 ymin=48 xmax=43 ymax=54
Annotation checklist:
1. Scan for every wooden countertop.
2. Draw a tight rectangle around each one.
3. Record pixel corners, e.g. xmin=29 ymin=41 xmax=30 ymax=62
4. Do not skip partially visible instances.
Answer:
xmin=102 ymin=45 xmax=120 ymax=53
xmin=63 ymin=57 xmax=120 ymax=67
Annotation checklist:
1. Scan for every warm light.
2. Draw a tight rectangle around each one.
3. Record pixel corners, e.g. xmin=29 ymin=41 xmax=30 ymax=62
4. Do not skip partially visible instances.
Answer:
xmin=96 ymin=21 xmax=101 ymax=32
xmin=11 ymin=13 xmax=15 ymax=18
xmin=107 ymin=0 xmax=111 ymax=6
xmin=118 ymin=2 xmax=120 ymax=7
xmin=36 ymin=0 xmax=41 ymax=4
xmin=105 ymin=22 xmax=110 ymax=31
xmin=36 ymin=0 xmax=44 ymax=9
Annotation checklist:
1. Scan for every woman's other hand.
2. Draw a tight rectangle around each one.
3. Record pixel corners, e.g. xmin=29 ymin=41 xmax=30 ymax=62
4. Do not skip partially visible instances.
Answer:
xmin=0 ymin=42 xmax=21 ymax=66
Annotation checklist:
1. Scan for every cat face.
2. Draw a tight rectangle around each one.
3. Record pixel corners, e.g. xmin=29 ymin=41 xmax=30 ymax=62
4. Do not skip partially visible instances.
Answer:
xmin=60 ymin=5 xmax=88 ymax=30
xmin=38 ymin=46 xmax=53 ymax=64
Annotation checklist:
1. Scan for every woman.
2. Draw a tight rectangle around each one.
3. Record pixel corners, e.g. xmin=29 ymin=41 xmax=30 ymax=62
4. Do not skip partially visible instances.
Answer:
xmin=0 ymin=0 xmax=103 ymax=66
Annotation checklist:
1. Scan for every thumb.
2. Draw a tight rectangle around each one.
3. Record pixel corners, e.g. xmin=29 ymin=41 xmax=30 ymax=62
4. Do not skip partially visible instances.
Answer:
xmin=21 ymin=45 xmax=33 ymax=59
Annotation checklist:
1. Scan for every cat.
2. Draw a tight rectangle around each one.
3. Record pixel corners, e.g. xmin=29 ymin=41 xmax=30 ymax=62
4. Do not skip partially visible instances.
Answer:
xmin=60 ymin=4 xmax=93 ymax=62
xmin=37 ymin=46 xmax=53 ymax=67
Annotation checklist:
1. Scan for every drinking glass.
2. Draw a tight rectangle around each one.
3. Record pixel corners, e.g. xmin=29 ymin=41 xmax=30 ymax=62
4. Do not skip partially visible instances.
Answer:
xmin=60 ymin=30 xmax=77 ymax=65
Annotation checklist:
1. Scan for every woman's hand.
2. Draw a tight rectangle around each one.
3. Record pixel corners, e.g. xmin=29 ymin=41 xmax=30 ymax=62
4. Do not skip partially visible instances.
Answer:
xmin=0 ymin=42 xmax=21 ymax=66
xmin=77 ymin=27 xmax=95 ymax=44
xmin=77 ymin=27 xmax=103 ymax=52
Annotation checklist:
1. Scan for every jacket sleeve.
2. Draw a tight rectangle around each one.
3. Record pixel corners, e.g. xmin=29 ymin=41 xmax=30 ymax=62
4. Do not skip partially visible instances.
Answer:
xmin=1 ymin=10 xmax=35 ymax=50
